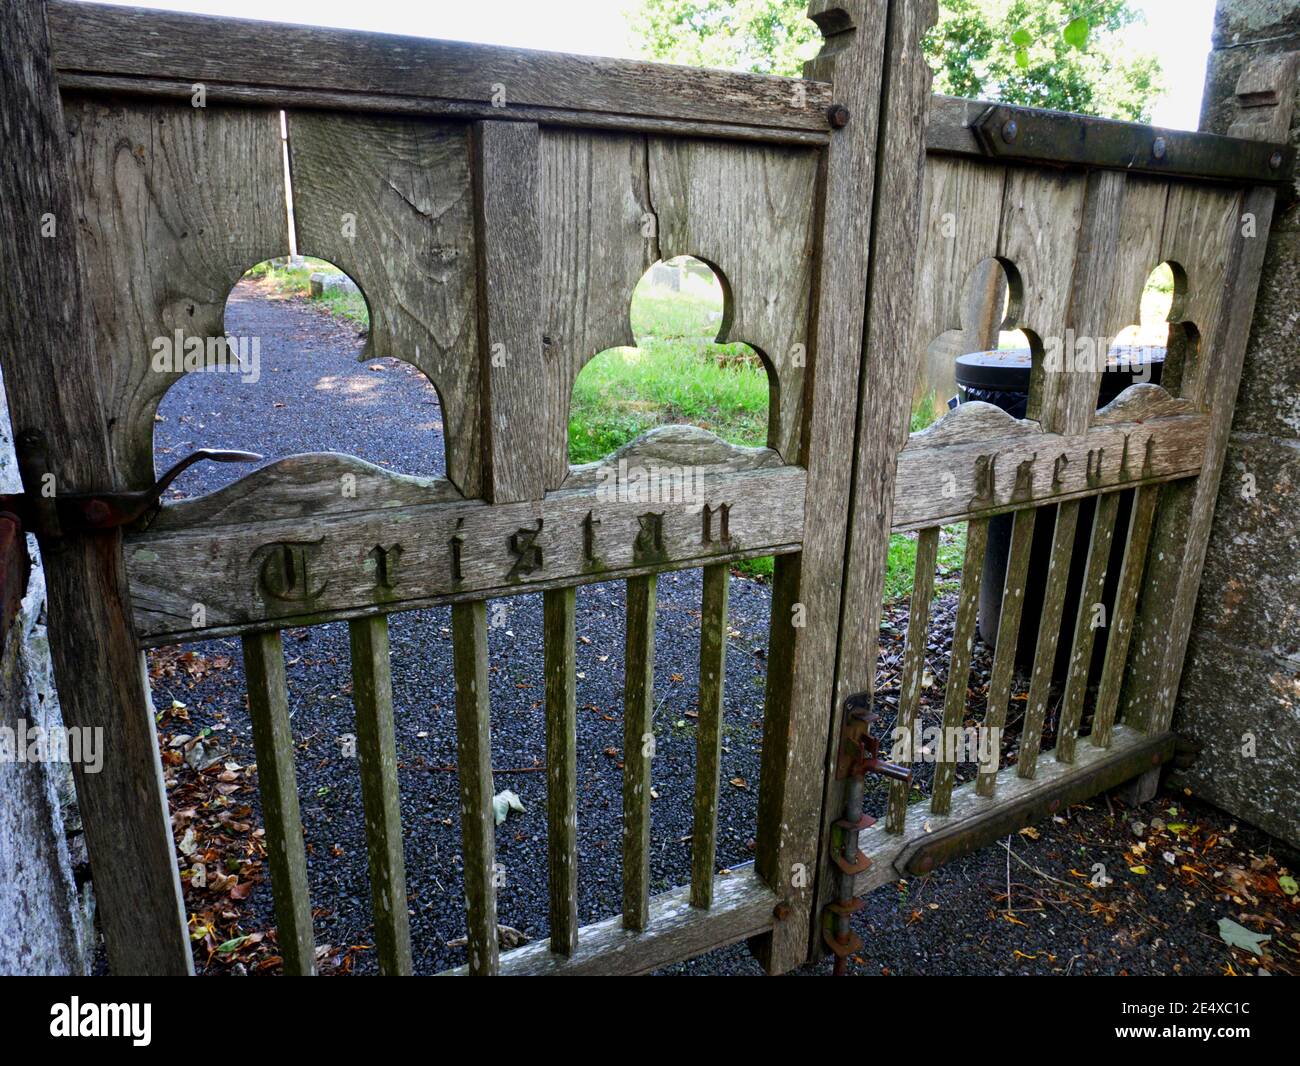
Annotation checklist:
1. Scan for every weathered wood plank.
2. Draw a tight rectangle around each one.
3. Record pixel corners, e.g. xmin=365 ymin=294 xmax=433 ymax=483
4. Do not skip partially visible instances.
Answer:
xmin=930 ymin=518 xmax=988 ymax=814
xmin=125 ymin=462 xmax=806 ymax=643
xmin=891 ymin=387 xmax=1207 ymax=531
xmin=543 ymin=587 xmax=578 ymax=954
xmin=63 ymin=95 xmax=287 ymax=489
xmin=541 ymin=130 xmax=655 ymax=489
xmin=855 ymin=725 xmax=1172 ymax=895
xmin=0 ymin=0 xmax=192 ymax=975
xmin=755 ymin=0 xmax=898 ymax=975
xmin=442 ymin=865 xmax=776 ymax=976
xmin=690 ymin=564 xmax=729 ymax=907
xmin=622 ymin=574 xmax=656 ymax=931
xmin=451 ymin=600 xmax=500 ymax=975
xmin=286 ymin=112 xmax=480 ymax=496
xmin=473 ymin=120 xmax=544 ymax=503
xmin=348 ymin=614 xmax=412 ymax=975
xmin=242 ymin=631 xmax=316 ymax=975
xmin=1017 ymin=500 xmax=1081 ymax=778
xmin=975 ymin=508 xmax=1037 ymax=796
xmin=47 ymin=1 xmax=834 ymax=132
xmin=1091 ymin=483 xmax=1158 ymax=749
xmin=1054 ymin=492 xmax=1121 ymax=763
xmin=648 ymin=138 xmax=819 ymax=463
xmin=886 ymin=527 xmax=939 ymax=832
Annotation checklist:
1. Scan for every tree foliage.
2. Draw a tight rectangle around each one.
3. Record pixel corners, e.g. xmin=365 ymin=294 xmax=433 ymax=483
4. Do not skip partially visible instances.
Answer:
xmin=628 ymin=0 xmax=1162 ymax=122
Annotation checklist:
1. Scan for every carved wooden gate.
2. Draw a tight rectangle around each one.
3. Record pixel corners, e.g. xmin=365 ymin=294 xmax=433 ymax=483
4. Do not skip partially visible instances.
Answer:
xmin=0 ymin=0 xmax=935 ymax=976
xmin=2 ymin=0 xmax=1292 ymax=977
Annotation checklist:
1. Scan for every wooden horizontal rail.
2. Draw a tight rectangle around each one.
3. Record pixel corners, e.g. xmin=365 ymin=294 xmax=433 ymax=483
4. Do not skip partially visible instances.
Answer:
xmin=927 ymin=95 xmax=1294 ymax=186
xmin=48 ymin=1 xmax=833 ymax=138
xmin=890 ymin=388 xmax=1208 ymax=531
xmin=441 ymin=866 xmax=777 ymax=976
xmin=124 ymin=465 xmax=805 ymax=644
xmin=854 ymin=725 xmax=1174 ymax=894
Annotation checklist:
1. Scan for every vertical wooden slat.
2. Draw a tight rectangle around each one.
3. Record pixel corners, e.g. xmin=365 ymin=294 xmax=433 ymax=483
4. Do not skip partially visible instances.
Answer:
xmin=348 ymin=614 xmax=412 ymax=976
xmin=0 ymin=0 xmax=192 ymax=975
xmin=1055 ymin=492 xmax=1121 ymax=763
xmin=885 ymin=527 xmax=939 ymax=832
xmin=543 ymin=588 xmax=578 ymax=954
xmin=690 ymin=564 xmax=729 ymax=907
xmin=930 ymin=519 xmax=989 ymax=815
xmin=975 ymin=508 xmax=1037 ymax=797
xmin=451 ymin=600 xmax=500 ymax=974
xmin=242 ymin=631 xmax=315 ymax=976
xmin=1092 ymin=484 xmax=1159 ymax=748
xmin=1017 ymin=500 xmax=1081 ymax=778
xmin=623 ymin=573 xmax=656 ymax=931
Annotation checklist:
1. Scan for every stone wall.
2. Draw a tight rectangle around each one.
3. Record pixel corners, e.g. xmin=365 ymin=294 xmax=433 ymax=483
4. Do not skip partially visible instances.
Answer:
xmin=0 ymin=373 xmax=93 ymax=974
xmin=1172 ymin=0 xmax=1300 ymax=848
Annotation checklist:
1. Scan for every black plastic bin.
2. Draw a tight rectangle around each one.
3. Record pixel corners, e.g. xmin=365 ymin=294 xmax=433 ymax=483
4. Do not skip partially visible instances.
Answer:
xmin=953 ymin=346 xmax=1165 ymax=680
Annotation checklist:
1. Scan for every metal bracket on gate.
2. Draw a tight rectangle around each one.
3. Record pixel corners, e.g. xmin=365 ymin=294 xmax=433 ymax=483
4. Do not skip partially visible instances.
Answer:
xmin=823 ymin=691 xmax=912 ymax=974
xmin=0 ymin=431 xmax=261 ymax=539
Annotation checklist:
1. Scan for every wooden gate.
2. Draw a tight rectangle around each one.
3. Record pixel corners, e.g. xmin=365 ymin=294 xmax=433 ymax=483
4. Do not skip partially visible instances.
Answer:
xmin=1 ymin=0 xmax=1293 ymax=977
xmin=819 ymin=52 xmax=1298 ymax=953
xmin=0 ymin=0 xmax=936 ymax=975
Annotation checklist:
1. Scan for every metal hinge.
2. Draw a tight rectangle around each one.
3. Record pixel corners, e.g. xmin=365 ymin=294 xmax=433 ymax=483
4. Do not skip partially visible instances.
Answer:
xmin=0 ymin=430 xmax=260 ymax=539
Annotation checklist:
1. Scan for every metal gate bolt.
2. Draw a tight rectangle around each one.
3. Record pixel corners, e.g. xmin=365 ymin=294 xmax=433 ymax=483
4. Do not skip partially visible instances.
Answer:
xmin=1001 ymin=119 xmax=1018 ymax=144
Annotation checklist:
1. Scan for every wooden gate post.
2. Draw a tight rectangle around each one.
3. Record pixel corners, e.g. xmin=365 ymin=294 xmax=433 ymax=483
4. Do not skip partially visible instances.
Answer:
xmin=0 ymin=0 xmax=191 ymax=974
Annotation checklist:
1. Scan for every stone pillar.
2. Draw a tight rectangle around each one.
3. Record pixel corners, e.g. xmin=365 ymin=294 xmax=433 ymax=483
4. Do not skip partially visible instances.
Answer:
xmin=0 ymin=371 xmax=93 ymax=974
xmin=1173 ymin=0 xmax=1300 ymax=848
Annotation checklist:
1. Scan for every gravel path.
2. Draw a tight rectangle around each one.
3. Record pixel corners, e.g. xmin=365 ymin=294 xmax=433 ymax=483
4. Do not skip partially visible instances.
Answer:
xmin=145 ymin=280 xmax=1298 ymax=977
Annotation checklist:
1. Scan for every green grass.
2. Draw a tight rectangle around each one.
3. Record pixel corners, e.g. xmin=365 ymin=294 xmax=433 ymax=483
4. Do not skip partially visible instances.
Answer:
xmin=246 ymin=259 xmax=370 ymax=324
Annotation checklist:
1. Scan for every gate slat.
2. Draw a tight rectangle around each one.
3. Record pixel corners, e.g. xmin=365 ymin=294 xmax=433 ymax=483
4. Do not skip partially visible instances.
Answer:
xmin=1091 ymin=484 xmax=1159 ymax=748
xmin=451 ymin=600 xmax=501 ymax=974
xmin=1017 ymin=501 xmax=1082 ymax=778
xmin=931 ymin=519 xmax=989 ymax=815
xmin=623 ymin=574 xmax=656 ymax=931
xmin=242 ymin=630 xmax=316 ymax=975
xmin=348 ymin=615 xmax=413 ymax=976
xmin=691 ymin=564 xmax=729 ymax=908
xmin=976 ymin=508 xmax=1037 ymax=797
xmin=1055 ymin=492 xmax=1121 ymax=763
xmin=543 ymin=588 xmax=578 ymax=954
xmin=886 ymin=526 xmax=939 ymax=832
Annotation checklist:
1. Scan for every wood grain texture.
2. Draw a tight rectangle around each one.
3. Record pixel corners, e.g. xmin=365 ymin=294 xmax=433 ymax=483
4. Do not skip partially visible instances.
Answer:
xmin=0 ymin=0 xmax=192 ymax=975
xmin=48 ymin=1 xmax=834 ymax=133
xmin=561 ymin=425 xmax=783 ymax=490
xmin=691 ymin=564 xmax=729 ymax=908
xmin=286 ymin=112 xmax=480 ymax=495
xmin=64 ymin=95 xmax=287 ymax=489
xmin=540 ymin=129 xmax=656 ymax=489
xmin=126 ymin=464 xmax=806 ymax=643
xmin=930 ymin=518 xmax=988 ymax=814
xmin=442 ymin=865 xmax=776 ymax=976
xmin=648 ymin=137 xmax=819 ymax=463
xmin=348 ymin=614 xmax=412 ymax=975
xmin=622 ymin=573 xmax=656 ymax=931
xmin=451 ymin=600 xmax=500 ymax=975
xmin=242 ymin=630 xmax=315 ymax=975
xmin=891 ymin=391 xmax=1208 ymax=530
xmin=793 ymin=0 xmax=935 ymax=974
xmin=1091 ymin=484 xmax=1158 ymax=749
xmin=1017 ymin=501 xmax=1081 ymax=778
xmin=886 ymin=527 xmax=939 ymax=832
xmin=976 ymin=508 xmax=1036 ymax=796
xmin=1055 ymin=491 xmax=1120 ymax=763
xmin=473 ymin=121 xmax=544 ymax=503
xmin=543 ymin=587 xmax=578 ymax=954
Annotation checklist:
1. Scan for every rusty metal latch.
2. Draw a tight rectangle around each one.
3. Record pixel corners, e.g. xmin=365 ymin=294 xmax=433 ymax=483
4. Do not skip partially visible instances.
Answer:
xmin=0 ymin=431 xmax=261 ymax=538
xmin=823 ymin=690 xmax=912 ymax=975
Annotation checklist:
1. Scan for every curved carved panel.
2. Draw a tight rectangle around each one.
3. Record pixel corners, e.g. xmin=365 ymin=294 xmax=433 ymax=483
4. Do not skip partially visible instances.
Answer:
xmin=64 ymin=97 xmax=288 ymax=489
xmin=149 ymin=452 xmax=463 ymax=531
xmin=561 ymin=424 xmax=783 ymax=490
xmin=286 ymin=112 xmax=480 ymax=494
